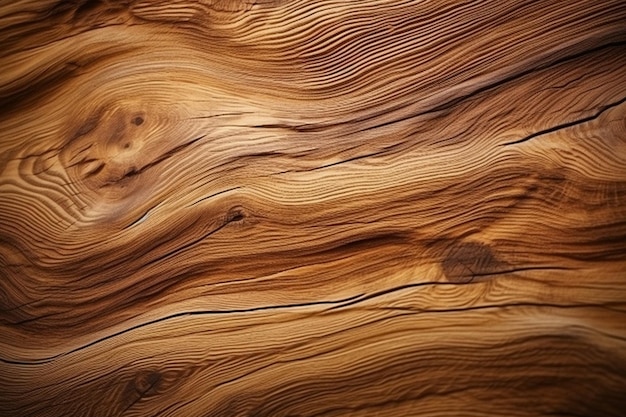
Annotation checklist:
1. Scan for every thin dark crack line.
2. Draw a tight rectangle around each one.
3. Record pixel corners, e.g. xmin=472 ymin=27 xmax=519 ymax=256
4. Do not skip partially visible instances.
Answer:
xmin=502 ymin=95 xmax=626 ymax=146
xmin=187 ymin=186 xmax=242 ymax=207
xmin=0 ymin=293 xmax=366 ymax=366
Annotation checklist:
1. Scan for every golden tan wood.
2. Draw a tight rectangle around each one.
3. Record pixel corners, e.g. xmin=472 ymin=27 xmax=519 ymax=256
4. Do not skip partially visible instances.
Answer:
xmin=1 ymin=1 xmax=625 ymax=416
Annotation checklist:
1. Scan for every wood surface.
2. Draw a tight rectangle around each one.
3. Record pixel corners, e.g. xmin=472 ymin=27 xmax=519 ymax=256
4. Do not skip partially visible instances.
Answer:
xmin=1 ymin=0 xmax=626 ymax=416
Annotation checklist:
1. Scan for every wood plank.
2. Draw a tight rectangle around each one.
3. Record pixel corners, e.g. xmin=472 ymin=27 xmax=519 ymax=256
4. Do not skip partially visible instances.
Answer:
xmin=1 ymin=1 xmax=625 ymax=416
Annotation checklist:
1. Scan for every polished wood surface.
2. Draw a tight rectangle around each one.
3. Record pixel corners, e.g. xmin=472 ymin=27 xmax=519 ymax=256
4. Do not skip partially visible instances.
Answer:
xmin=1 ymin=1 xmax=626 ymax=416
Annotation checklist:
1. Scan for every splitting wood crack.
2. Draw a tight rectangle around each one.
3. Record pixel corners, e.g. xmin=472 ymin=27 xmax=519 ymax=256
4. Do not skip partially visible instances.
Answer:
xmin=502 ymin=96 xmax=626 ymax=146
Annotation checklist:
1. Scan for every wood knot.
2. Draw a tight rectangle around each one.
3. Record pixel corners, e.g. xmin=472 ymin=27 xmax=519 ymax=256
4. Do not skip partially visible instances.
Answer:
xmin=58 ymin=104 xmax=177 ymax=202
xmin=117 ymin=369 xmax=162 ymax=413
xmin=441 ymin=241 xmax=504 ymax=283
xmin=132 ymin=115 xmax=144 ymax=126
xmin=60 ymin=107 xmax=148 ymax=184
xmin=123 ymin=370 xmax=161 ymax=404
xmin=226 ymin=206 xmax=247 ymax=223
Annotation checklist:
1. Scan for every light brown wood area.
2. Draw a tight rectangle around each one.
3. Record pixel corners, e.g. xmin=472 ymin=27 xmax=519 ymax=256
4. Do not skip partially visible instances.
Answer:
xmin=1 ymin=1 xmax=626 ymax=416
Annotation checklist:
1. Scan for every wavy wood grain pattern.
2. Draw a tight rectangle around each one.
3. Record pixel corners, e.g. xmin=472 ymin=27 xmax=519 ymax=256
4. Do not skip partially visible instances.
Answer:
xmin=1 ymin=0 xmax=626 ymax=416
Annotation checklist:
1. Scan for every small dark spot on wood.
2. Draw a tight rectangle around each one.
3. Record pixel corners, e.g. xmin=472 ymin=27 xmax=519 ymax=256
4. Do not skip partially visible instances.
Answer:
xmin=442 ymin=241 xmax=501 ymax=283
xmin=132 ymin=116 xmax=144 ymax=126
xmin=134 ymin=370 xmax=161 ymax=394
xmin=124 ymin=142 xmax=131 ymax=149
xmin=228 ymin=212 xmax=245 ymax=223
xmin=226 ymin=206 xmax=248 ymax=224
xmin=231 ymin=213 xmax=244 ymax=222
xmin=120 ymin=370 xmax=162 ymax=413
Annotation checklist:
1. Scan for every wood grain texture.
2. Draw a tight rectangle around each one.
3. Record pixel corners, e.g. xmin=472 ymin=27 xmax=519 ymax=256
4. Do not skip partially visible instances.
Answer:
xmin=1 ymin=0 xmax=626 ymax=416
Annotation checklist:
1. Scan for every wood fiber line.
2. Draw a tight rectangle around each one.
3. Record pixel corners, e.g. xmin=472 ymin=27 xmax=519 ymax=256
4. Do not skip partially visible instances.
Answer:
xmin=1 ymin=0 xmax=625 ymax=416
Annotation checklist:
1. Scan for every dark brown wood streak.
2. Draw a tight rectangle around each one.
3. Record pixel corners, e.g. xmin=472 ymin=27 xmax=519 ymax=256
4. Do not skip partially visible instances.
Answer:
xmin=1 ymin=0 xmax=626 ymax=416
